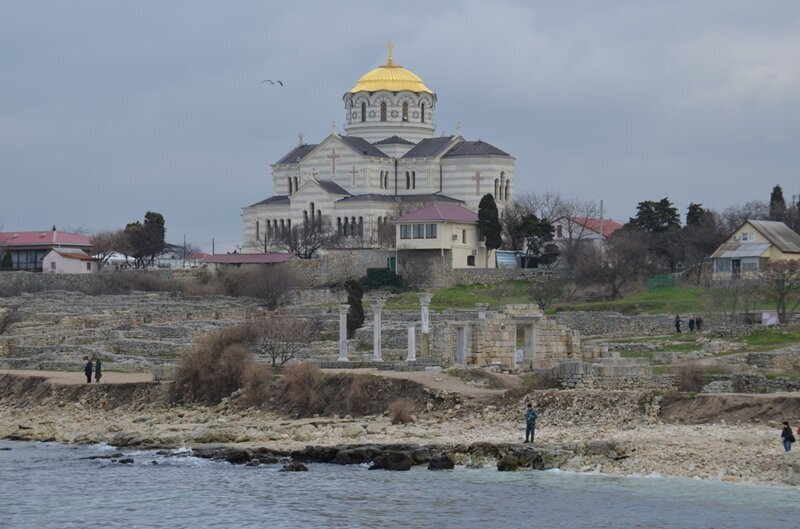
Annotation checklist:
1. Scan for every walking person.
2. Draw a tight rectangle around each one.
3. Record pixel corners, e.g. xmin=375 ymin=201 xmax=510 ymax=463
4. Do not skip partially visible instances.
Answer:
xmin=688 ymin=316 xmax=696 ymax=332
xmin=94 ymin=356 xmax=102 ymax=383
xmin=83 ymin=356 xmax=93 ymax=384
xmin=696 ymin=316 xmax=703 ymax=332
xmin=674 ymin=314 xmax=682 ymax=334
xmin=524 ymin=402 xmax=538 ymax=443
xmin=781 ymin=421 xmax=796 ymax=452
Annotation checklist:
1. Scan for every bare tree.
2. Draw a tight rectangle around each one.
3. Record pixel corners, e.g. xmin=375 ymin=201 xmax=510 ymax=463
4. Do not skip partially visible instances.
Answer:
xmin=220 ymin=265 xmax=298 ymax=309
xmin=279 ymin=216 xmax=339 ymax=259
xmin=760 ymin=260 xmax=800 ymax=323
xmin=91 ymin=229 xmax=125 ymax=269
xmin=250 ymin=315 xmax=315 ymax=367
xmin=719 ymin=201 xmax=769 ymax=233
xmin=574 ymin=229 xmax=654 ymax=299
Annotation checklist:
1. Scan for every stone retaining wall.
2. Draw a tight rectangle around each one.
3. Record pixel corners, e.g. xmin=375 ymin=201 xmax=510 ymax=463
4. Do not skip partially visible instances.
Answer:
xmin=702 ymin=372 xmax=800 ymax=393
xmin=552 ymin=311 xmax=753 ymax=338
xmin=555 ymin=359 xmax=676 ymax=391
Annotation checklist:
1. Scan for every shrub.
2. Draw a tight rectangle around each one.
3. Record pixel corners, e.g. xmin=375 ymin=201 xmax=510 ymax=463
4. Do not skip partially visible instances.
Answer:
xmin=0 ymin=307 xmax=20 ymax=335
xmin=250 ymin=316 xmax=315 ymax=367
xmin=344 ymin=279 xmax=365 ymax=339
xmin=283 ymin=363 xmax=326 ymax=416
xmin=675 ymin=366 xmax=709 ymax=393
xmin=361 ymin=268 xmax=405 ymax=291
xmin=388 ymin=398 xmax=415 ymax=424
xmin=240 ymin=363 xmax=274 ymax=408
xmin=171 ymin=324 xmax=258 ymax=404
xmin=218 ymin=266 xmax=297 ymax=308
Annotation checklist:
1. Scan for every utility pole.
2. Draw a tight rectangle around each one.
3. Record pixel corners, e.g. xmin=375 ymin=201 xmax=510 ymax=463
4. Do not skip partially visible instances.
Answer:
xmin=212 ymin=238 xmax=215 ymax=255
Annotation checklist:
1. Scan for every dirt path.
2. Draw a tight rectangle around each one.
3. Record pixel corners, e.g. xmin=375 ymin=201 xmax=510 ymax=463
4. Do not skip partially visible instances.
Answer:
xmin=322 ymin=368 xmax=516 ymax=397
xmin=0 ymin=369 xmax=154 ymax=385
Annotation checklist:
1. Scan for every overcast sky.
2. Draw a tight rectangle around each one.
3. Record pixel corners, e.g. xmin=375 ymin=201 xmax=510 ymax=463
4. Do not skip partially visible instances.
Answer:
xmin=2 ymin=1 xmax=799 ymax=251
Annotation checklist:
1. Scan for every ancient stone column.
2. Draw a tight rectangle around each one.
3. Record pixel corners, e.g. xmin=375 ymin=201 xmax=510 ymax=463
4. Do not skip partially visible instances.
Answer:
xmin=417 ymin=292 xmax=432 ymax=356
xmin=407 ymin=326 xmax=416 ymax=362
xmin=338 ymin=304 xmax=349 ymax=362
xmin=371 ymin=297 xmax=386 ymax=361
xmin=475 ymin=303 xmax=490 ymax=320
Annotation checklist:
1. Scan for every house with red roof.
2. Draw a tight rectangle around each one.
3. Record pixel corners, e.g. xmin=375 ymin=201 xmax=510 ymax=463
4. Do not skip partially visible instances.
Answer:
xmin=200 ymin=252 xmax=294 ymax=271
xmin=394 ymin=203 xmax=495 ymax=271
xmin=0 ymin=228 xmax=92 ymax=272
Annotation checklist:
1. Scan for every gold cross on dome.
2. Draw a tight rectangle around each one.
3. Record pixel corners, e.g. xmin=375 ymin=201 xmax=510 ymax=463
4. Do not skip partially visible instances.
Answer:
xmin=387 ymin=41 xmax=394 ymax=65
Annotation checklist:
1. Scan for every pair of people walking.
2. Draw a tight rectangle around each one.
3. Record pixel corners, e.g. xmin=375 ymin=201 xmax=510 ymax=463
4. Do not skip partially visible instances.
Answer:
xmin=83 ymin=356 xmax=102 ymax=384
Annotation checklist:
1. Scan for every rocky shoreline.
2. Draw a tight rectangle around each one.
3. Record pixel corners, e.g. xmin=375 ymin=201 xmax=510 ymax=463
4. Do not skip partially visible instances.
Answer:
xmin=1 ymin=372 xmax=799 ymax=486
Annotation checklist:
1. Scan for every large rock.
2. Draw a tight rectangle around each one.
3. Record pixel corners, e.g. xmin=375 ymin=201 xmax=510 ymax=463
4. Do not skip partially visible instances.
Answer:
xmin=369 ymin=451 xmax=413 ymax=471
xmin=290 ymin=446 xmax=339 ymax=463
xmin=497 ymin=454 xmax=525 ymax=472
xmin=333 ymin=446 xmax=382 ymax=465
xmin=280 ymin=461 xmax=309 ymax=472
xmin=428 ymin=453 xmax=455 ymax=470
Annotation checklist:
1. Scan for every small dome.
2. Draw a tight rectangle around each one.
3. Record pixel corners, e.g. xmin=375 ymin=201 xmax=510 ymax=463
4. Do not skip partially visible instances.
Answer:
xmin=347 ymin=44 xmax=433 ymax=94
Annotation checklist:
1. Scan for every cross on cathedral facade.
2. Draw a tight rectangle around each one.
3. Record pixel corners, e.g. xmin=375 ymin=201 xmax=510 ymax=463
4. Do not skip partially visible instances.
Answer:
xmin=241 ymin=44 xmax=516 ymax=254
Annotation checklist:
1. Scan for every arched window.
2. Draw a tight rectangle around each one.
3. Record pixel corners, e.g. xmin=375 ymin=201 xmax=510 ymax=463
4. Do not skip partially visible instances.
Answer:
xmin=361 ymin=102 xmax=366 ymax=123
xmin=343 ymin=217 xmax=349 ymax=237
xmin=494 ymin=179 xmax=499 ymax=198
xmin=405 ymin=171 xmax=410 ymax=189
xmin=316 ymin=210 xmax=322 ymax=227
xmin=499 ymin=172 xmax=505 ymax=201
xmin=303 ymin=211 xmax=308 ymax=227
xmin=358 ymin=216 xmax=364 ymax=237
xmin=504 ymin=180 xmax=511 ymax=202
xmin=383 ymin=171 xmax=388 ymax=190
xmin=337 ymin=217 xmax=342 ymax=236
xmin=380 ymin=102 xmax=387 ymax=122
xmin=280 ymin=219 xmax=285 ymax=237
xmin=379 ymin=170 xmax=384 ymax=189
xmin=287 ymin=177 xmax=293 ymax=194
xmin=286 ymin=219 xmax=291 ymax=233
xmin=412 ymin=171 xmax=416 ymax=189
xmin=402 ymin=102 xmax=408 ymax=121
xmin=256 ymin=221 xmax=260 ymax=241
xmin=294 ymin=176 xmax=299 ymax=192
xmin=309 ymin=202 xmax=315 ymax=226
xmin=421 ymin=103 xmax=425 ymax=123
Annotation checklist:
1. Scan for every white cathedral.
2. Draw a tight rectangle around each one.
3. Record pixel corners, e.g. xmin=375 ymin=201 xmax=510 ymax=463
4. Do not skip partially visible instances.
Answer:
xmin=241 ymin=45 xmax=515 ymax=252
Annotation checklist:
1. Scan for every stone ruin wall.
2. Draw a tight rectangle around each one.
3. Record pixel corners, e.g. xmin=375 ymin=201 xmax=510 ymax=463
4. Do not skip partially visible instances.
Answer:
xmin=552 ymin=311 xmax=754 ymax=338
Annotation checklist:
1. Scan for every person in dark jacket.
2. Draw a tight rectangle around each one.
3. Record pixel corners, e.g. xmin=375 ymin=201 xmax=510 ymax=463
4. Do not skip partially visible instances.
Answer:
xmin=688 ymin=316 xmax=696 ymax=332
xmin=695 ymin=316 xmax=703 ymax=332
xmin=524 ymin=403 xmax=538 ymax=443
xmin=83 ymin=356 xmax=93 ymax=384
xmin=94 ymin=356 xmax=102 ymax=383
xmin=781 ymin=421 xmax=796 ymax=452
xmin=675 ymin=315 xmax=682 ymax=334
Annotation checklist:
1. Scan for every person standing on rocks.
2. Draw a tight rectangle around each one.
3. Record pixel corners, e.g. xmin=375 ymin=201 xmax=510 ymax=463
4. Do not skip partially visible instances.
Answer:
xmin=696 ymin=316 xmax=703 ymax=332
xmin=674 ymin=315 xmax=682 ymax=334
xmin=94 ymin=356 xmax=102 ymax=383
xmin=83 ymin=356 xmax=93 ymax=384
xmin=781 ymin=421 xmax=796 ymax=452
xmin=524 ymin=402 xmax=538 ymax=443
xmin=688 ymin=316 xmax=696 ymax=332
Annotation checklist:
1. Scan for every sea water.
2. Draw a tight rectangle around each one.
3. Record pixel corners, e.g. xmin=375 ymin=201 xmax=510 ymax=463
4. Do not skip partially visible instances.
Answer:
xmin=1 ymin=440 xmax=798 ymax=529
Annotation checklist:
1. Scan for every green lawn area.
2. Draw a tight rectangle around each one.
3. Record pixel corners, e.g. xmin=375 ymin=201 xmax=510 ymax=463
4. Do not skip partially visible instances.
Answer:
xmin=553 ymin=287 xmax=705 ymax=315
xmin=619 ymin=341 xmax=701 ymax=359
xmin=742 ymin=329 xmax=800 ymax=350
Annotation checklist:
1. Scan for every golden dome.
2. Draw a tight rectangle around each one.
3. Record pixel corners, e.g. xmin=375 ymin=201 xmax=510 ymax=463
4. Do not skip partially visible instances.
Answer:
xmin=348 ymin=43 xmax=434 ymax=94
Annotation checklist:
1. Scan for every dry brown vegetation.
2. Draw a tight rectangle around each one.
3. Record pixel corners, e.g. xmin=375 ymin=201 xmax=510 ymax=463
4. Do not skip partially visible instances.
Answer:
xmin=388 ymin=399 xmax=415 ymax=424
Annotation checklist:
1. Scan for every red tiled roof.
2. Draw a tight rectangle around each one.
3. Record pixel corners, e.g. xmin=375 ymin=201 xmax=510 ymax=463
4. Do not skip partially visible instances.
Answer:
xmin=0 ymin=230 xmax=91 ymax=248
xmin=393 ymin=203 xmax=478 ymax=223
xmin=202 ymin=253 xmax=293 ymax=264
xmin=566 ymin=217 xmax=623 ymax=239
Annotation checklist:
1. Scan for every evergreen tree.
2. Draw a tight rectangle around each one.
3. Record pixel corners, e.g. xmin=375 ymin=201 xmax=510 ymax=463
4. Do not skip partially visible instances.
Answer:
xmin=520 ymin=214 xmax=559 ymax=268
xmin=626 ymin=197 xmax=680 ymax=233
xmin=685 ymin=203 xmax=707 ymax=226
xmin=478 ymin=193 xmax=503 ymax=268
xmin=121 ymin=211 xmax=166 ymax=268
xmin=344 ymin=279 xmax=364 ymax=339
xmin=769 ymin=185 xmax=787 ymax=221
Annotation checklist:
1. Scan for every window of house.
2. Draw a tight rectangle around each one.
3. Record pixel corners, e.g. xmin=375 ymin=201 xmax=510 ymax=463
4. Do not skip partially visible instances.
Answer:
xmin=86 ymin=262 xmax=91 ymax=271
xmin=361 ymin=102 xmax=366 ymax=122
xmin=400 ymin=224 xmax=411 ymax=239
xmin=413 ymin=224 xmax=425 ymax=239
xmin=467 ymin=255 xmax=475 ymax=266
xmin=741 ymin=232 xmax=753 ymax=241
xmin=380 ymin=102 xmax=387 ymax=121
xmin=402 ymin=102 xmax=408 ymax=121
xmin=426 ymin=224 xmax=437 ymax=238
xmin=50 ymin=261 xmax=56 ymax=270
xmin=462 ymin=229 xmax=467 ymax=244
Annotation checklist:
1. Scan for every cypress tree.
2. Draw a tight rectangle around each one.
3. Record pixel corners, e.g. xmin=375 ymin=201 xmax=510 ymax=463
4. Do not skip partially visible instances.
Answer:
xmin=478 ymin=193 xmax=503 ymax=268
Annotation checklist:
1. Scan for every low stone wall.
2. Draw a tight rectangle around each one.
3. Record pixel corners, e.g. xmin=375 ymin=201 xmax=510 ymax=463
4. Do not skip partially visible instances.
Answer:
xmin=446 ymin=268 xmax=558 ymax=287
xmin=555 ymin=359 xmax=676 ymax=391
xmin=702 ymin=372 xmax=800 ymax=393
xmin=287 ymin=249 xmax=391 ymax=286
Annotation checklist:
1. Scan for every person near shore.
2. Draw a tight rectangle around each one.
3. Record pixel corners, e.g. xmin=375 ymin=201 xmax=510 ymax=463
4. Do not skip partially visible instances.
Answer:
xmin=675 ymin=315 xmax=682 ymax=334
xmin=781 ymin=421 xmax=796 ymax=452
xmin=688 ymin=316 xmax=695 ymax=332
xmin=524 ymin=402 xmax=538 ymax=443
xmin=94 ymin=356 xmax=102 ymax=383
xmin=83 ymin=356 xmax=93 ymax=384
xmin=696 ymin=316 xmax=703 ymax=332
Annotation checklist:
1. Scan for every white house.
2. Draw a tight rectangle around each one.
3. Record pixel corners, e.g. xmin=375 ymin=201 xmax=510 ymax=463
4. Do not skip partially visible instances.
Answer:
xmin=711 ymin=219 xmax=800 ymax=279
xmin=394 ymin=203 xmax=494 ymax=269
xmin=42 ymin=249 xmax=98 ymax=274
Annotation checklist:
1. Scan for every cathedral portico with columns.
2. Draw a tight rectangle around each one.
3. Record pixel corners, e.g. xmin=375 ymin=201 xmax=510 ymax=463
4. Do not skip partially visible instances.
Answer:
xmin=242 ymin=44 xmax=516 ymax=252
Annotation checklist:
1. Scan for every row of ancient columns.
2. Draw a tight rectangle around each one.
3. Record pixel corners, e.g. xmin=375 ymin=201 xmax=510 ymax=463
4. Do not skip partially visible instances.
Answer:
xmin=337 ymin=293 xmax=432 ymax=363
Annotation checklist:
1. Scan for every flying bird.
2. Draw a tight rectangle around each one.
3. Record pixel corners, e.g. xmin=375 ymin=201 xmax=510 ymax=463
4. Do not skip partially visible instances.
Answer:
xmin=260 ymin=79 xmax=283 ymax=86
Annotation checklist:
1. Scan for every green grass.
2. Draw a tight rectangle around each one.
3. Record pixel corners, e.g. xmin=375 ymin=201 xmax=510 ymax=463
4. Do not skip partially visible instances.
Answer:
xmin=742 ymin=329 xmax=800 ymax=350
xmin=765 ymin=371 xmax=800 ymax=380
xmin=554 ymin=287 xmax=705 ymax=315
